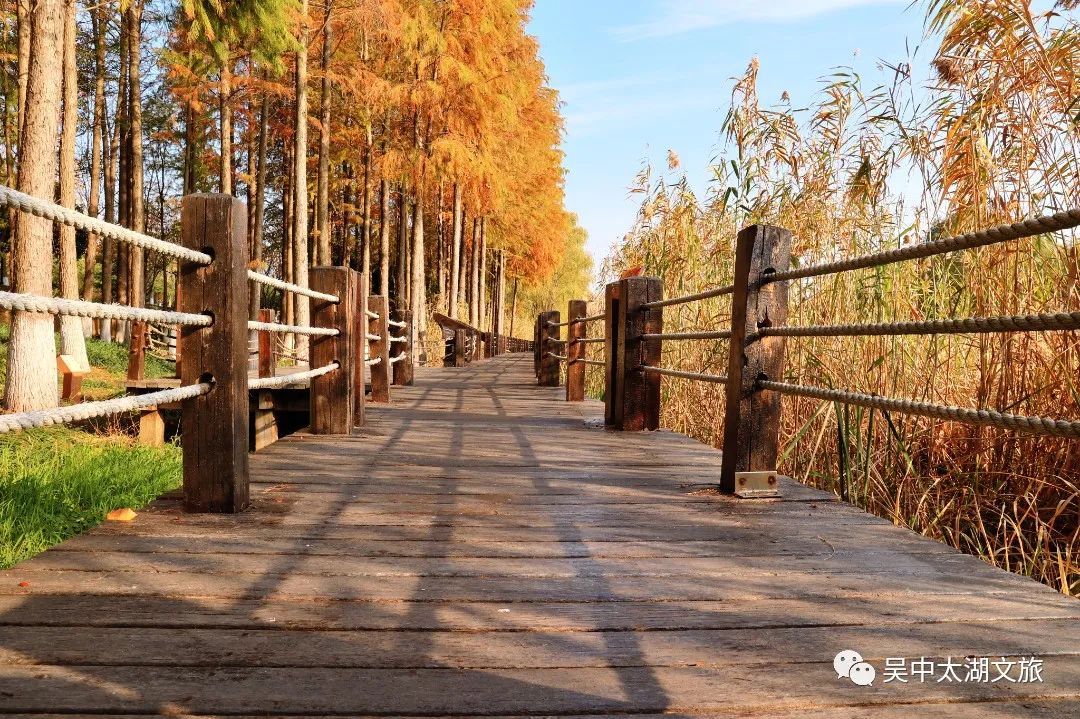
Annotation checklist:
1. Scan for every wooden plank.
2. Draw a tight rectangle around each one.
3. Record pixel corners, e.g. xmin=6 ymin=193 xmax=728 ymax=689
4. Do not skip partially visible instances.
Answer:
xmin=178 ymin=193 xmax=250 ymax=513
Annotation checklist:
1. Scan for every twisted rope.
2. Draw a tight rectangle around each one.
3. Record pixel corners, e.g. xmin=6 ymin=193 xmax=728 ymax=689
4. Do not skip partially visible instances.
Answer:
xmin=0 ymin=291 xmax=211 ymax=326
xmin=571 ymin=358 xmax=605 ymax=367
xmin=546 ymin=352 xmax=567 ymax=361
xmin=247 ymin=271 xmax=339 ymax=303
xmin=572 ymin=337 xmax=606 ymax=345
xmin=390 ymin=336 xmax=407 ymax=344
xmin=759 ymin=380 xmax=1080 ymax=439
xmin=365 ymin=357 xmax=383 ymax=366
xmin=640 ymin=366 xmax=729 ymax=384
xmin=366 ymin=333 xmax=381 ymax=342
xmin=758 ymin=311 xmax=1080 ymax=338
xmin=248 ymin=363 xmax=339 ymax=390
xmin=389 ymin=354 xmax=407 ymax=364
xmin=248 ymin=320 xmax=339 ymax=337
xmin=640 ymin=330 xmax=732 ymax=341
xmin=768 ymin=209 xmax=1080 ymax=283
xmin=641 ymin=284 xmax=735 ymax=310
xmin=0 ymin=184 xmax=212 ymax=264
xmin=389 ymin=320 xmax=407 ymax=329
xmin=366 ymin=310 xmax=380 ymax=320
xmin=573 ymin=314 xmax=605 ymax=324
xmin=0 ymin=383 xmax=211 ymax=434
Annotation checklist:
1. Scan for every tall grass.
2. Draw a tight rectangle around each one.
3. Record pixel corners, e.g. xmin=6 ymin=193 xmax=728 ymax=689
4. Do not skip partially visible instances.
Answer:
xmin=0 ymin=427 xmax=182 ymax=568
xmin=601 ymin=2 xmax=1080 ymax=595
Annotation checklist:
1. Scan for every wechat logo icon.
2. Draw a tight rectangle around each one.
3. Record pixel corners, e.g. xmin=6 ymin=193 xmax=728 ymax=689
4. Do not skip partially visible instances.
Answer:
xmin=835 ymin=650 xmax=876 ymax=687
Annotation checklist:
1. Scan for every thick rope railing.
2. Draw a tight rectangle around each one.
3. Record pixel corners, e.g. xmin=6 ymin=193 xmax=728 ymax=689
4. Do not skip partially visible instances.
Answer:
xmin=0 ymin=383 xmax=211 ymax=434
xmin=759 ymin=380 xmax=1080 ymax=439
xmin=571 ymin=358 xmax=605 ymax=367
xmin=0 ymin=184 xmax=212 ymax=264
xmin=390 ymin=335 xmax=407 ymax=344
xmin=366 ymin=310 xmax=380 ymax=320
xmin=546 ymin=351 xmax=568 ymax=361
xmin=640 ymin=330 xmax=732 ymax=341
xmin=366 ymin=357 xmax=383 ymax=367
xmin=389 ymin=319 xmax=407 ymax=329
xmin=366 ymin=333 xmax=381 ymax=342
xmin=247 ymin=320 xmax=339 ymax=337
xmin=0 ymin=291 xmax=212 ymax=326
xmin=248 ymin=362 xmax=339 ymax=390
xmin=767 ymin=208 xmax=1080 ymax=284
xmin=547 ymin=320 xmax=569 ymax=328
xmin=640 ymin=366 xmax=729 ymax=384
xmin=758 ymin=311 xmax=1080 ymax=338
xmin=389 ymin=353 xmax=407 ymax=365
xmin=641 ymin=284 xmax=735 ymax=311
xmin=573 ymin=314 xmax=605 ymax=324
xmin=247 ymin=270 xmax=339 ymax=303
xmin=572 ymin=337 xmax=606 ymax=345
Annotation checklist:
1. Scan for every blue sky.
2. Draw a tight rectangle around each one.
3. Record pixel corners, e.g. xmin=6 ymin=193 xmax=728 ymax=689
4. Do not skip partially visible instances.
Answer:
xmin=528 ymin=0 xmax=926 ymax=264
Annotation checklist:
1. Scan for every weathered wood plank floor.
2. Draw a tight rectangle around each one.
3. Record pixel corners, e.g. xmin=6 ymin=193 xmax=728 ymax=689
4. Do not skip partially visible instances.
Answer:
xmin=1 ymin=354 xmax=1078 ymax=717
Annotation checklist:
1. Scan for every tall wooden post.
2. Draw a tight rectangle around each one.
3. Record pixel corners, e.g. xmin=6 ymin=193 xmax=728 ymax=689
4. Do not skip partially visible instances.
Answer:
xmin=351 ymin=274 xmax=370 ymax=425
xmin=391 ymin=309 xmax=415 ymax=386
xmin=566 ymin=299 xmax=587 ymax=402
xmin=538 ymin=310 xmax=560 ymax=387
xmin=257 ymin=308 xmax=275 ymax=379
xmin=614 ymin=277 xmax=662 ymax=431
xmin=368 ymin=295 xmax=391 ymax=403
xmin=309 ymin=266 xmax=360 ymax=434
xmin=603 ymin=282 xmax=621 ymax=426
xmin=453 ymin=329 xmax=467 ymax=367
xmin=720 ymin=225 xmax=792 ymax=493
xmin=126 ymin=320 xmax=147 ymax=381
xmin=178 ymin=193 xmax=250 ymax=513
xmin=533 ymin=316 xmax=542 ymax=378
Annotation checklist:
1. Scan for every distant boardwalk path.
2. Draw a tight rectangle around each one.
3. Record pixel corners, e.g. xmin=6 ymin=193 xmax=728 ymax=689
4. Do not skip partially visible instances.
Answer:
xmin=0 ymin=354 xmax=1077 ymax=716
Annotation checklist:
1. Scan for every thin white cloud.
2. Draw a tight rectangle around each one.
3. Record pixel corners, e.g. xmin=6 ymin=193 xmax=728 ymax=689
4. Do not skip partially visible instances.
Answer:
xmin=613 ymin=0 xmax=905 ymax=41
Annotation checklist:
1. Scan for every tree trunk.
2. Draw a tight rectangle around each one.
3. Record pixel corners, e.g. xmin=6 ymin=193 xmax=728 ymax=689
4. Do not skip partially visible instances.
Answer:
xmin=15 ymin=0 xmax=28 ymax=141
xmin=114 ymin=8 xmax=129 ymax=343
xmin=127 ymin=1 xmax=145 ymax=312
xmin=293 ymin=1 xmax=311 ymax=355
xmin=100 ymin=75 xmax=118 ymax=342
xmin=81 ymin=0 xmax=106 ymax=312
xmin=315 ymin=2 xmax=332 ymax=266
xmin=395 ymin=184 xmax=408 ymax=310
xmin=379 ymin=177 xmax=390 ymax=295
xmin=478 ymin=218 xmax=487 ymax=331
xmin=219 ymin=50 xmax=232 ymax=195
xmin=250 ymin=93 xmax=269 ymax=323
xmin=361 ymin=131 xmax=372 ymax=279
xmin=410 ymin=188 xmax=426 ymax=362
xmin=5 ymin=0 xmax=63 ymax=411
xmin=58 ymin=0 xmax=87 ymax=369
xmin=449 ymin=182 xmax=462 ymax=319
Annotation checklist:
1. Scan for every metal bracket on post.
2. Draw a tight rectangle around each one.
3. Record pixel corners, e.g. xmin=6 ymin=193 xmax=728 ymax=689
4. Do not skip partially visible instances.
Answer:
xmin=733 ymin=471 xmax=781 ymax=499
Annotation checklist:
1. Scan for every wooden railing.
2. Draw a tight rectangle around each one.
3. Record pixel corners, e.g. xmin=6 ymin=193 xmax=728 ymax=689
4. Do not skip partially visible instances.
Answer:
xmin=433 ymin=312 xmax=533 ymax=367
xmin=0 ymin=189 xmax=414 ymax=514
xmin=537 ymin=211 xmax=1080 ymax=497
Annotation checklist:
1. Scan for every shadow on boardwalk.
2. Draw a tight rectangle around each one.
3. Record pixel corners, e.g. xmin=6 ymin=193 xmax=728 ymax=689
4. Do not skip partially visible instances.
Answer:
xmin=0 ymin=355 xmax=1077 ymax=716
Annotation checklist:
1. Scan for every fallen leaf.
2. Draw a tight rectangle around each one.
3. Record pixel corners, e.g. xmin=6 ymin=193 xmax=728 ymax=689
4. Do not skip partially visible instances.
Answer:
xmin=106 ymin=508 xmax=138 ymax=522
xmin=17 ymin=582 xmax=29 ymax=588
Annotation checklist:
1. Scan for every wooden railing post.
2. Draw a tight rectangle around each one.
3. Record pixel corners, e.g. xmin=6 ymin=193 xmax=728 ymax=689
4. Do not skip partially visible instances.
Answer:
xmin=368 ymin=295 xmax=391 ymax=403
xmin=126 ymin=320 xmax=147 ymax=381
xmin=538 ymin=310 xmax=560 ymax=387
xmin=614 ymin=277 xmax=662 ymax=431
xmin=566 ymin=299 xmax=587 ymax=401
xmin=178 ymin=193 xmax=250 ymax=513
xmin=603 ymin=282 xmax=621 ymax=426
xmin=257 ymin=308 xmax=275 ymax=378
xmin=390 ymin=309 xmax=414 ymax=386
xmin=454 ymin=329 xmax=467 ymax=367
xmin=720 ymin=225 xmax=792 ymax=494
xmin=533 ymin=315 xmax=542 ymax=377
xmin=309 ymin=266 xmax=360 ymax=434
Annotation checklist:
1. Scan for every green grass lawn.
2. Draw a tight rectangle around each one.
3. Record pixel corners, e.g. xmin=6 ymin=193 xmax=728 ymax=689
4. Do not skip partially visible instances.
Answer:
xmin=0 ymin=325 xmax=182 ymax=568
xmin=0 ymin=427 xmax=181 ymax=568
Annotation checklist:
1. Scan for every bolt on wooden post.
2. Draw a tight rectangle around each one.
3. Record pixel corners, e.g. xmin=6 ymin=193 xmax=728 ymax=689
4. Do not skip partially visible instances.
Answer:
xmin=566 ymin=299 xmax=587 ymax=401
xmin=390 ymin=309 xmax=414 ymax=386
xmin=720 ymin=225 xmax=792 ymax=495
xmin=538 ymin=310 xmax=561 ymax=387
xmin=614 ymin=277 xmax=663 ymax=431
xmin=178 ymin=193 xmax=250 ymax=513
xmin=603 ymin=282 xmax=621 ymax=426
xmin=309 ymin=266 xmax=361 ymax=434
xmin=368 ymin=295 xmax=392 ymax=403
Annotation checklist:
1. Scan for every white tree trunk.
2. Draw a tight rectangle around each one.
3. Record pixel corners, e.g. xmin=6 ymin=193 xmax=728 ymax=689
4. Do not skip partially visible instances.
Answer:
xmin=449 ymin=183 xmax=462 ymax=319
xmin=410 ymin=192 xmax=425 ymax=364
xmin=6 ymin=0 xmax=64 ymax=411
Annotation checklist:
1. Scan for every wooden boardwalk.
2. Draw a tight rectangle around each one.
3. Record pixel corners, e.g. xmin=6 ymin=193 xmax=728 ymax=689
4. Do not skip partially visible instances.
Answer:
xmin=1 ymin=354 xmax=1078 ymax=716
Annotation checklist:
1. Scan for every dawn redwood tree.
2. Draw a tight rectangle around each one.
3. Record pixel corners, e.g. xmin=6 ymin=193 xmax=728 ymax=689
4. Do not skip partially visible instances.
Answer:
xmin=5 ymin=0 xmax=63 ymax=411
